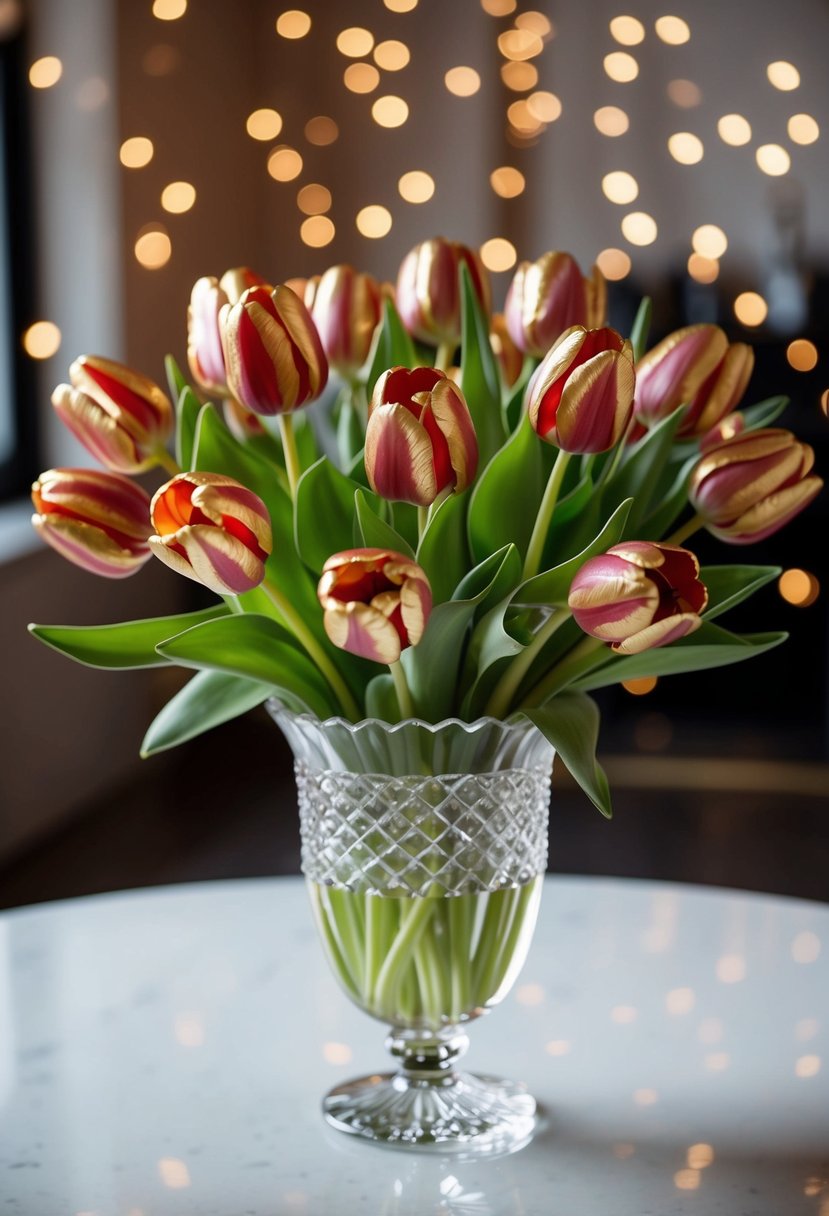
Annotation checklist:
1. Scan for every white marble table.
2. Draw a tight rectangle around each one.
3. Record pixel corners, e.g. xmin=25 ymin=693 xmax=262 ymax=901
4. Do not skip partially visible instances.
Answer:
xmin=1 ymin=875 xmax=827 ymax=1215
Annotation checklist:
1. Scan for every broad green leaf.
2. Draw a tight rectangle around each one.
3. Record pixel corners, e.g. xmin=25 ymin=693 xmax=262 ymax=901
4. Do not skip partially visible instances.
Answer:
xmin=700 ymin=565 xmax=781 ymax=621
xmin=741 ymin=395 xmax=789 ymax=432
xmin=176 ymin=384 xmax=203 ymax=470
xmin=459 ymin=262 xmax=508 ymax=468
xmin=165 ymin=353 xmax=188 ymax=405
xmin=504 ymin=355 xmax=535 ymax=432
xmin=572 ymin=623 xmax=788 ymax=692
xmin=28 ymin=605 xmax=230 ymax=670
xmin=337 ymin=399 xmax=365 ymax=470
xmin=521 ymin=692 xmax=612 ymax=817
xmin=366 ymin=297 xmax=417 ymax=398
xmin=453 ymin=543 xmax=522 ymax=616
xmin=365 ymin=672 xmax=400 ymax=721
xmin=602 ymin=407 xmax=686 ymax=531
xmin=514 ymin=498 xmax=633 ymax=606
xmin=460 ymin=594 xmax=524 ymax=718
xmin=391 ymin=501 xmax=419 ymax=552
xmin=639 ymin=453 xmax=697 ymax=539
xmin=630 ymin=296 xmax=652 ymax=362
xmin=417 ymin=492 xmax=469 ymax=603
xmin=543 ymin=474 xmax=598 ymax=567
xmin=295 ymin=457 xmax=381 ymax=572
xmin=468 ymin=415 xmax=543 ymax=563
xmin=354 ymin=488 xmax=414 ymax=557
xmin=156 ymin=613 xmax=339 ymax=719
xmin=140 ymin=670 xmax=274 ymax=756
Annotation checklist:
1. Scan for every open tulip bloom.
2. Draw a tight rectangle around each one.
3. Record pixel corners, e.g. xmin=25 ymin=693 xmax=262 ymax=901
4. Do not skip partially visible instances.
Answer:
xmin=29 ymin=240 xmax=822 ymax=817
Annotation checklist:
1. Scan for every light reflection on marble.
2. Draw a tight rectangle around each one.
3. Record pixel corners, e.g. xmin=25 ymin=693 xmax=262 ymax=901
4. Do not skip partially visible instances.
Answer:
xmin=1 ymin=876 xmax=828 ymax=1214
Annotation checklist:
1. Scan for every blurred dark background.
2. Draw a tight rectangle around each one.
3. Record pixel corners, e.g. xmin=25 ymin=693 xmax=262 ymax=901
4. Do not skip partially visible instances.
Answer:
xmin=1 ymin=0 xmax=827 ymax=910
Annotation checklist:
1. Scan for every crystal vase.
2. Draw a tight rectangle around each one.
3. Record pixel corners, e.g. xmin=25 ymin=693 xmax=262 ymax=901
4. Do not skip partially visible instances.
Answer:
xmin=270 ymin=707 xmax=554 ymax=1153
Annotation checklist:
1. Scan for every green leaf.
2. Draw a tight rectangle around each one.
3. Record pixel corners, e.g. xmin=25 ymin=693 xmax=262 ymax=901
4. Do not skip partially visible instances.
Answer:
xmin=459 ymin=262 xmax=508 ymax=468
xmin=460 ymin=594 xmax=525 ymax=718
xmin=572 ymin=623 xmax=788 ymax=692
xmin=176 ymin=385 xmax=203 ymax=470
xmin=453 ymin=543 xmax=522 ymax=614
xmin=521 ymin=692 xmax=612 ymax=817
xmin=602 ymin=407 xmax=687 ymax=532
xmin=354 ymin=488 xmax=414 ymax=557
xmin=28 ymin=605 xmax=230 ymax=670
xmin=366 ymin=297 xmax=417 ymax=398
xmin=337 ymin=399 xmax=365 ymax=470
xmin=468 ymin=415 xmax=543 ymax=564
xmin=740 ymin=395 xmax=789 ymax=431
xmin=140 ymin=670 xmax=274 ymax=756
xmin=296 ymin=458 xmax=383 ymax=572
xmin=543 ymin=474 xmax=598 ymax=566
xmin=365 ymin=672 xmax=400 ymax=721
xmin=514 ymin=498 xmax=633 ymax=606
xmin=165 ymin=353 xmax=189 ymax=405
xmin=630 ymin=296 xmax=652 ymax=362
xmin=504 ymin=355 xmax=535 ymax=432
xmin=416 ymin=492 xmax=469 ymax=603
xmin=700 ymin=565 xmax=781 ymax=621
xmin=156 ymin=613 xmax=339 ymax=719
xmin=391 ymin=501 xmax=419 ymax=552
xmin=639 ymin=453 xmax=698 ymax=539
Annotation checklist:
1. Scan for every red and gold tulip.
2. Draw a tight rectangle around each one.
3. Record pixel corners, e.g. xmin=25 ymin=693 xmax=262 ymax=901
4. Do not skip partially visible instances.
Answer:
xmin=490 ymin=312 xmax=524 ymax=389
xmin=317 ymin=548 xmax=432 ymax=664
xmin=689 ymin=428 xmax=822 ymax=544
xmin=311 ymin=264 xmax=384 ymax=378
xmin=187 ymin=276 xmax=230 ymax=394
xmin=55 ymin=356 xmax=174 ymax=474
xmin=395 ymin=237 xmax=491 ymax=347
xmin=149 ymin=471 xmax=272 ymax=595
xmin=219 ymin=265 xmax=267 ymax=304
xmin=31 ymin=467 xmax=153 ymax=578
xmin=365 ymin=366 xmax=478 ymax=506
xmin=678 ymin=342 xmax=754 ymax=438
xmin=221 ymin=283 xmax=328 ymax=416
xmin=505 ymin=252 xmax=606 ymax=358
xmin=568 ymin=541 xmax=708 ymax=655
xmin=634 ymin=324 xmax=729 ymax=428
xmin=527 ymin=325 xmax=635 ymax=453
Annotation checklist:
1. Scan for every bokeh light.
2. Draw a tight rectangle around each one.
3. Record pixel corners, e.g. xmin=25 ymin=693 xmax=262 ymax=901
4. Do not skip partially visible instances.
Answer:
xmin=687 ymin=1144 xmax=715 ymax=1170
xmin=734 ymin=291 xmax=768 ymax=326
xmin=490 ymin=166 xmax=526 ymax=197
xmin=356 ymin=204 xmax=392 ymax=238
xmin=398 ymin=170 xmax=435 ymax=202
xmin=152 ymin=0 xmax=186 ymax=18
xmin=501 ymin=61 xmax=538 ymax=90
xmin=276 ymin=10 xmax=311 ymax=38
xmin=594 ymin=105 xmax=629 ymax=136
xmin=22 ymin=321 xmax=61 ymax=359
xmin=305 ymin=116 xmax=339 ymax=145
xmin=621 ymin=211 xmax=657 ymax=246
xmin=668 ymin=132 xmax=704 ymax=163
xmin=480 ymin=237 xmax=517 ymax=272
xmin=297 ymin=183 xmax=332 ymax=215
xmin=788 ymin=113 xmax=819 ymax=144
xmin=602 ymin=171 xmax=639 ymax=204
xmin=604 ymin=51 xmax=639 ymax=82
xmin=267 ymin=145 xmax=303 ymax=181
xmin=623 ymin=676 xmax=657 ymax=695
xmin=655 ymin=15 xmax=690 ymax=44
xmin=779 ymin=569 xmax=820 ymax=607
xmin=667 ymin=79 xmax=702 ymax=107
xmin=373 ymin=40 xmax=410 ymax=70
xmin=300 ymin=216 xmax=335 ymax=247
xmin=515 ymin=11 xmax=553 ymax=38
xmin=507 ymin=100 xmax=543 ymax=135
xmin=29 ymin=56 xmax=62 ymax=88
xmin=371 ymin=95 xmax=409 ymax=126
xmin=718 ymin=113 xmax=752 ymax=145
xmin=75 ymin=78 xmax=110 ymax=111
xmin=687 ymin=253 xmax=719 ymax=283
xmin=384 ymin=0 xmax=418 ymax=10
xmin=161 ymin=181 xmax=196 ymax=213
xmin=344 ymin=63 xmax=380 ymax=93
xmin=336 ymin=27 xmax=374 ymax=57
xmin=481 ymin=0 xmax=516 ymax=13
xmin=527 ymin=90 xmax=561 ymax=122
xmin=609 ymin=15 xmax=645 ymax=45
xmin=142 ymin=44 xmax=179 ymax=76
xmin=692 ymin=224 xmax=727 ymax=258
xmin=135 ymin=226 xmax=172 ymax=269
xmin=787 ymin=339 xmax=818 ymax=371
xmin=246 ymin=109 xmax=282 ymax=141
xmin=596 ymin=247 xmax=631 ymax=280
xmin=756 ymin=144 xmax=791 ymax=175
xmin=498 ymin=29 xmax=544 ymax=60
xmin=119 ymin=136 xmax=154 ymax=168
xmin=767 ymin=60 xmax=800 ymax=90
xmin=445 ymin=67 xmax=481 ymax=96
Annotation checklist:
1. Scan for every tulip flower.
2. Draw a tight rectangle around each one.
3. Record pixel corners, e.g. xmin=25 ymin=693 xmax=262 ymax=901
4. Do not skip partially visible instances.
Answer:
xmin=365 ymin=366 xmax=478 ymax=507
xmin=505 ymin=252 xmax=606 ymax=358
xmin=634 ymin=324 xmax=729 ymax=428
xmin=689 ymin=428 xmax=822 ymax=544
xmin=149 ymin=471 xmax=272 ymax=595
xmin=317 ymin=548 xmax=432 ymax=664
xmin=55 ymin=356 xmax=174 ymax=474
xmin=679 ymin=342 xmax=754 ymax=437
xmin=187 ymin=276 xmax=230 ymax=394
xmin=221 ymin=283 xmax=328 ymax=416
xmin=219 ymin=265 xmax=267 ymax=304
xmin=568 ymin=541 xmax=708 ymax=655
xmin=700 ymin=411 xmax=745 ymax=452
xmin=490 ymin=313 xmax=524 ymax=389
xmin=395 ymin=237 xmax=491 ymax=349
xmin=31 ymin=467 xmax=153 ymax=578
xmin=311 ymin=264 xmax=384 ymax=379
xmin=527 ymin=326 xmax=635 ymax=454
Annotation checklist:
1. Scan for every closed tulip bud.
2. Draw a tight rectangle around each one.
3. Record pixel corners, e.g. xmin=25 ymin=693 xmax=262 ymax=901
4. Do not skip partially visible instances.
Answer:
xmin=31 ymin=467 xmax=152 ymax=578
xmin=284 ymin=275 xmax=320 ymax=310
xmin=219 ymin=265 xmax=267 ymax=304
xmin=396 ymin=237 xmax=491 ymax=347
xmin=149 ymin=471 xmax=272 ymax=595
xmin=187 ymin=276 xmax=230 ymax=394
xmin=505 ymin=252 xmax=606 ymax=358
xmin=317 ymin=548 xmax=432 ymax=664
xmin=700 ymin=410 xmax=745 ymax=452
xmin=490 ymin=313 xmax=524 ymax=388
xmin=635 ymin=324 xmax=729 ymax=428
xmin=569 ymin=541 xmax=708 ymax=655
xmin=221 ymin=284 xmax=328 ymax=416
xmin=56 ymin=356 xmax=174 ymax=474
xmin=527 ymin=326 xmax=635 ymax=454
xmin=689 ymin=428 xmax=822 ymax=544
xmin=311 ymin=264 xmax=384 ymax=378
xmin=679 ymin=342 xmax=754 ymax=437
xmin=365 ymin=366 xmax=478 ymax=506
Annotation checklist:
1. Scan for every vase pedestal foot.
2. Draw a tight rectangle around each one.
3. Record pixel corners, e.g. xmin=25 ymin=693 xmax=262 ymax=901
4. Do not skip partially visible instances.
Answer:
xmin=323 ymin=1070 xmax=537 ymax=1153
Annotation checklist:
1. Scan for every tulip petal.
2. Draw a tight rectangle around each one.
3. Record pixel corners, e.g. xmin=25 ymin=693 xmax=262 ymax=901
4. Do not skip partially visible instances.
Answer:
xmin=365 ymin=403 xmax=438 ymax=506
xmin=709 ymin=475 xmax=823 ymax=543
xmin=34 ymin=514 xmax=151 ymax=578
xmin=556 ymin=349 xmax=635 ymax=453
xmin=323 ymin=601 xmax=403 ymax=664
xmin=52 ymin=385 xmax=148 ymax=473
xmin=612 ymin=612 xmax=702 ymax=655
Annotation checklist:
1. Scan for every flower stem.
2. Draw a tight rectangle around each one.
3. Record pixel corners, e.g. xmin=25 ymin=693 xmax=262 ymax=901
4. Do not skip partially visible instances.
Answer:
xmin=520 ymin=635 xmax=608 ymax=707
xmin=389 ymin=659 xmax=414 ymax=719
xmin=594 ymin=412 xmax=637 ymax=491
xmin=485 ymin=609 xmax=572 ymax=719
xmin=155 ymin=448 xmax=181 ymax=478
xmin=262 ymin=578 xmax=361 ymax=720
xmin=278 ymin=412 xmax=302 ymax=499
xmin=523 ymin=449 xmax=572 ymax=580
xmin=665 ymin=512 xmax=705 ymax=547
xmin=435 ymin=341 xmax=455 ymax=372
xmin=417 ymin=505 xmax=429 ymax=540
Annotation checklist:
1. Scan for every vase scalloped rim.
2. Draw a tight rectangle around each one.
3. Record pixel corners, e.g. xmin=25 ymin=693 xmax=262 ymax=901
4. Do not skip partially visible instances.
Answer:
xmin=266 ymin=701 xmax=533 ymax=736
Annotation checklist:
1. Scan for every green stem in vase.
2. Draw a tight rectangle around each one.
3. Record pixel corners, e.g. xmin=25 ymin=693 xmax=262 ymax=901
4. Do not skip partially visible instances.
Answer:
xmin=449 ymin=895 xmax=472 ymax=1020
xmin=389 ymin=659 xmax=414 ymax=719
xmin=373 ymin=897 xmax=437 ymax=1013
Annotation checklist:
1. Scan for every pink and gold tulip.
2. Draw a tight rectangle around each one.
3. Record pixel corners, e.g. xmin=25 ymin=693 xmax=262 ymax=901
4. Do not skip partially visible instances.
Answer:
xmin=317 ymin=548 xmax=432 ymax=663
xmin=634 ymin=324 xmax=729 ymax=428
xmin=311 ymin=264 xmax=384 ymax=379
xmin=527 ymin=325 xmax=635 ymax=453
xmin=490 ymin=313 xmax=524 ymax=389
xmin=505 ymin=252 xmax=606 ymax=358
xmin=689 ymin=428 xmax=822 ymax=544
xmin=219 ymin=265 xmax=267 ymax=304
xmin=568 ymin=541 xmax=708 ymax=655
xmin=31 ymin=467 xmax=153 ymax=578
xmin=679 ymin=342 xmax=754 ymax=438
xmin=55 ymin=356 xmax=174 ymax=474
xmin=221 ymin=283 xmax=328 ymax=416
xmin=395 ymin=237 xmax=491 ymax=347
xmin=365 ymin=366 xmax=478 ymax=506
xmin=187 ymin=276 xmax=230 ymax=394
xmin=149 ymin=471 xmax=272 ymax=595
